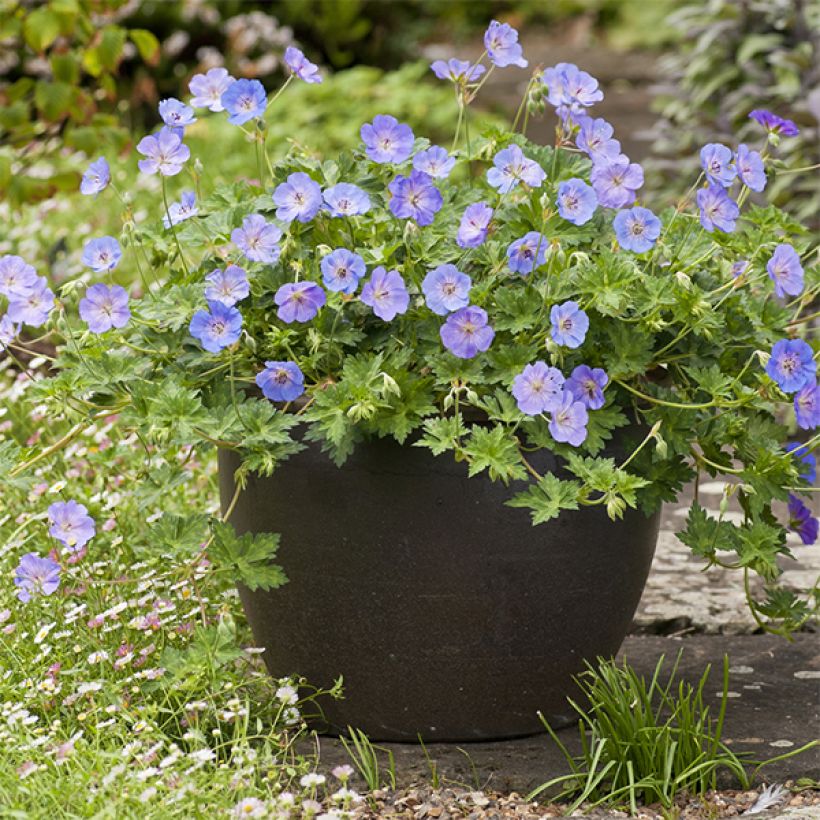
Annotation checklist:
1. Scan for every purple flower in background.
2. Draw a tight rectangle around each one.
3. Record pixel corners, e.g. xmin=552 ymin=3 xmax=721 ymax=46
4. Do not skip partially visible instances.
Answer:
xmin=0 ymin=255 xmax=37 ymax=298
xmin=576 ymin=118 xmax=620 ymax=161
xmin=273 ymin=172 xmax=323 ymax=223
xmin=360 ymin=267 xmax=409 ymax=321
xmin=507 ymin=232 xmax=548 ymax=275
xmin=696 ymin=184 xmax=739 ymax=233
xmin=590 ymin=154 xmax=643 ymax=208
xmin=788 ymin=495 xmax=818 ymax=545
xmin=136 ymin=129 xmax=190 ymax=176
xmin=430 ymin=58 xmax=485 ymax=83
xmin=189 ymin=301 xmax=243 ymax=352
xmin=700 ymin=143 xmax=736 ymax=188
xmin=323 ymin=183 xmax=370 ymax=217
xmin=7 ymin=276 xmax=53 ymax=327
xmin=766 ymin=339 xmax=815 ymax=393
xmin=256 ymin=360 xmax=305 ymax=402
xmin=221 ymin=78 xmax=267 ymax=125
xmin=550 ymin=301 xmax=589 ymax=349
xmin=48 ymin=500 xmax=95 ymax=550
xmin=457 ymin=202 xmax=493 ymax=248
xmin=14 ymin=553 xmax=60 ymax=603
xmin=731 ymin=260 xmax=749 ymax=278
xmin=512 ymin=361 xmax=565 ymax=415
xmin=361 ymin=115 xmax=414 ymax=164
xmin=413 ymin=146 xmax=456 ymax=179
xmin=613 ymin=206 xmax=662 ymax=253
xmin=440 ymin=306 xmax=494 ymax=359
xmin=766 ymin=243 xmax=803 ymax=298
xmin=748 ymin=109 xmax=799 ymax=137
xmin=422 ymin=264 xmax=471 ymax=315
xmin=735 ymin=144 xmax=766 ymax=192
xmin=189 ymin=67 xmax=235 ymax=112
xmin=388 ymin=170 xmax=443 ymax=226
xmin=794 ymin=384 xmax=818 ymax=430
xmin=549 ymin=389 xmax=589 ymax=446
xmin=274 ymin=281 xmax=326 ymax=324
xmin=484 ymin=20 xmax=527 ymax=68
xmin=81 ymin=236 xmax=122 ymax=272
xmin=80 ymin=157 xmax=110 ymax=196
xmin=565 ymin=365 xmax=609 ymax=410
xmin=487 ymin=144 xmax=545 ymax=193
xmin=284 ymin=46 xmax=322 ymax=84
xmin=321 ymin=249 xmax=366 ymax=294
xmin=231 ymin=214 xmax=282 ymax=263
xmin=163 ymin=190 xmax=198 ymax=228
xmin=204 ymin=265 xmax=249 ymax=306
xmin=557 ymin=178 xmax=598 ymax=225
xmin=159 ymin=98 xmax=196 ymax=131
xmin=785 ymin=442 xmax=816 ymax=484
xmin=0 ymin=314 xmax=19 ymax=350
xmin=544 ymin=63 xmax=603 ymax=116
xmin=79 ymin=284 xmax=131 ymax=333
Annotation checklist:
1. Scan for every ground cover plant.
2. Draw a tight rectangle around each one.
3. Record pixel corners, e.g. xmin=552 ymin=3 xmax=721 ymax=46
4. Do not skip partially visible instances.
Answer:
xmin=0 ymin=14 xmax=818 ymax=817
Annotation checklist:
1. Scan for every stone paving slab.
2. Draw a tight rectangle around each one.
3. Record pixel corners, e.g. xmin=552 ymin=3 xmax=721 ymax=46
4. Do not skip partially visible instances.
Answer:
xmin=310 ymin=635 xmax=819 ymax=794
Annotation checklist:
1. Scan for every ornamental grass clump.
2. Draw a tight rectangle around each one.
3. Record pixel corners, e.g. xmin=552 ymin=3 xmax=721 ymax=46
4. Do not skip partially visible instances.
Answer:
xmin=2 ymin=26 xmax=817 ymax=631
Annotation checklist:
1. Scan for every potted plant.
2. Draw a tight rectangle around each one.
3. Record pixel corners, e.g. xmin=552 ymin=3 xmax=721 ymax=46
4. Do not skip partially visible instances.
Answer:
xmin=3 ymin=24 xmax=817 ymax=742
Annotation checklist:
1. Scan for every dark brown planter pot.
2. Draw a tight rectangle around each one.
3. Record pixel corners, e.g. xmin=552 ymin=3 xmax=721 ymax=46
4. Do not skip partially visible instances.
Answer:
xmin=219 ymin=434 xmax=660 ymax=743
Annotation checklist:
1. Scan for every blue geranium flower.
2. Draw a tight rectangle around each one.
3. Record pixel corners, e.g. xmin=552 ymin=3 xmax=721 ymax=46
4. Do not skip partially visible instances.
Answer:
xmin=323 ymin=183 xmax=370 ymax=217
xmin=766 ymin=243 xmax=803 ymax=298
xmin=590 ymin=154 xmax=643 ymax=208
xmin=484 ymin=20 xmax=527 ymax=68
xmin=79 ymin=284 xmax=131 ymax=333
xmin=256 ymin=361 xmax=305 ymax=402
xmin=274 ymin=281 xmax=326 ymax=324
xmin=163 ymin=190 xmax=198 ymax=228
xmin=557 ymin=178 xmax=598 ymax=225
xmin=388 ymin=171 xmax=442 ymax=226
xmin=766 ymin=339 xmax=815 ymax=394
xmin=788 ymin=495 xmax=818 ymax=545
xmin=360 ymin=267 xmax=409 ymax=321
xmin=697 ymin=184 xmax=739 ymax=233
xmin=159 ymin=97 xmax=197 ymax=131
xmin=613 ymin=206 xmax=662 ymax=253
xmin=284 ymin=47 xmax=322 ymax=84
xmin=231 ymin=214 xmax=282 ymax=263
xmin=550 ymin=301 xmax=589 ymax=349
xmin=136 ymin=129 xmax=190 ymax=176
xmin=273 ymin=172 xmax=323 ymax=223
xmin=440 ymin=306 xmax=495 ymax=359
xmin=430 ymin=58 xmax=485 ymax=83
xmin=413 ymin=146 xmax=456 ymax=179
xmin=794 ymin=384 xmax=818 ymax=430
xmin=48 ymin=500 xmax=95 ymax=550
xmin=321 ymin=249 xmax=366 ymax=295
xmin=507 ymin=232 xmax=548 ymax=275
xmin=360 ymin=115 xmax=414 ymax=164
xmin=14 ymin=553 xmax=60 ymax=603
xmin=221 ymin=78 xmax=267 ymax=125
xmin=735 ymin=144 xmax=766 ymax=192
xmin=576 ymin=118 xmax=620 ymax=162
xmin=785 ymin=442 xmax=816 ymax=484
xmin=700 ymin=143 xmax=736 ymax=188
xmin=189 ymin=301 xmax=243 ymax=352
xmin=456 ymin=202 xmax=493 ymax=248
xmin=204 ymin=265 xmax=249 ymax=306
xmin=565 ymin=365 xmax=609 ymax=409
xmin=512 ymin=361 xmax=565 ymax=415
xmin=80 ymin=157 xmax=110 ymax=196
xmin=422 ymin=264 xmax=471 ymax=315
xmin=81 ymin=236 xmax=122 ymax=272
xmin=549 ymin=389 xmax=589 ymax=446
xmin=189 ymin=67 xmax=235 ymax=112
xmin=487 ymin=145 xmax=545 ymax=193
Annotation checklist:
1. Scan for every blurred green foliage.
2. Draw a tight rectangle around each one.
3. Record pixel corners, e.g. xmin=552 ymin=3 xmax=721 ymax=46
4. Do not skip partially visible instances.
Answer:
xmin=0 ymin=0 xmax=160 ymax=206
xmin=650 ymin=0 xmax=819 ymax=224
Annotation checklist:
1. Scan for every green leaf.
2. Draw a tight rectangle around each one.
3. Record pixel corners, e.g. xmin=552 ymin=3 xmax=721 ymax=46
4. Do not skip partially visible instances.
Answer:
xmin=676 ymin=501 xmax=739 ymax=560
xmin=129 ymin=28 xmax=159 ymax=64
xmin=147 ymin=512 xmax=209 ymax=557
xmin=507 ymin=473 xmax=581 ymax=524
xmin=23 ymin=7 xmax=61 ymax=52
xmin=34 ymin=80 xmax=74 ymax=120
xmin=209 ymin=521 xmax=287 ymax=592
xmin=414 ymin=415 xmax=465 ymax=456
xmin=463 ymin=424 xmax=526 ymax=484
